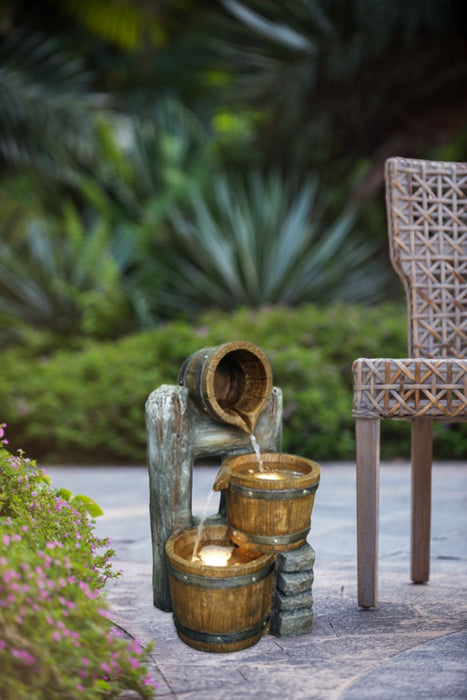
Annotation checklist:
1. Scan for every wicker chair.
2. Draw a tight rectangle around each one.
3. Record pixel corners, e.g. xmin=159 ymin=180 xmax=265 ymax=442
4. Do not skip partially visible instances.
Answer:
xmin=352 ymin=156 xmax=467 ymax=608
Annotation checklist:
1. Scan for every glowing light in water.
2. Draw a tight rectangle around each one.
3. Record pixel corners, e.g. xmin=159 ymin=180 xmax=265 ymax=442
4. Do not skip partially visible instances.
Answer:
xmin=198 ymin=544 xmax=234 ymax=567
xmin=254 ymin=469 xmax=303 ymax=481
xmin=254 ymin=471 xmax=282 ymax=480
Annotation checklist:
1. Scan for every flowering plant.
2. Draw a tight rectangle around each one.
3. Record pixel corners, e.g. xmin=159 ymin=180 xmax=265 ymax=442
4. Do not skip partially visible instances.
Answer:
xmin=0 ymin=424 xmax=158 ymax=698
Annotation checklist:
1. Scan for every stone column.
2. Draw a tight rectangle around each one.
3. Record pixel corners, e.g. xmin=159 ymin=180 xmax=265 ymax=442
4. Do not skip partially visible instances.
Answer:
xmin=271 ymin=544 xmax=316 ymax=637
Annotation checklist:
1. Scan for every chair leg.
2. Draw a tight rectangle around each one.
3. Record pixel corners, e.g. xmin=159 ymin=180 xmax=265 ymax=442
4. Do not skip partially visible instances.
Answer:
xmin=411 ymin=419 xmax=433 ymax=583
xmin=356 ymin=417 xmax=380 ymax=608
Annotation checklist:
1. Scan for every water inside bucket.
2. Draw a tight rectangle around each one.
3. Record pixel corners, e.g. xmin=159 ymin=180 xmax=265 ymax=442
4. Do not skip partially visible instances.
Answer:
xmin=252 ymin=469 xmax=304 ymax=481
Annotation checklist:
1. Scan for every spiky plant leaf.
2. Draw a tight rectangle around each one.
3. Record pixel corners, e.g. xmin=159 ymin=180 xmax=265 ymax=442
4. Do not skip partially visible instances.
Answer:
xmin=0 ymin=197 xmax=137 ymax=340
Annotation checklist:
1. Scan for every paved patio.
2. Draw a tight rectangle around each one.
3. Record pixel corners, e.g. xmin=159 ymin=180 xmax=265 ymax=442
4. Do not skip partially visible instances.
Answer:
xmin=47 ymin=461 xmax=467 ymax=699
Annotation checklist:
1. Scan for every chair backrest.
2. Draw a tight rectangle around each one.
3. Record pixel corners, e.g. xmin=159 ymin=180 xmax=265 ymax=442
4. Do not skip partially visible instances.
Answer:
xmin=385 ymin=157 xmax=467 ymax=359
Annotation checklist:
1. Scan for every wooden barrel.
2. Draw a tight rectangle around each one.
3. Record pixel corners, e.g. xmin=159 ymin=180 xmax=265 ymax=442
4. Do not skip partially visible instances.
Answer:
xmin=178 ymin=341 xmax=273 ymax=433
xmin=216 ymin=453 xmax=320 ymax=553
xmin=165 ymin=524 xmax=275 ymax=653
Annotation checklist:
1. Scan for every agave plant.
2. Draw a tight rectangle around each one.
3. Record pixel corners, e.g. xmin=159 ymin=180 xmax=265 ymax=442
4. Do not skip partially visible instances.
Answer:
xmin=0 ymin=195 xmax=140 ymax=342
xmin=148 ymin=170 xmax=389 ymax=314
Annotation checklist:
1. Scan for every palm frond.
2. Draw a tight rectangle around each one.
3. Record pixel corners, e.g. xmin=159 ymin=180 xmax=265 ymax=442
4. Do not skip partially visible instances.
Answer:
xmin=0 ymin=30 xmax=105 ymax=175
xmin=209 ymin=0 xmax=467 ymax=173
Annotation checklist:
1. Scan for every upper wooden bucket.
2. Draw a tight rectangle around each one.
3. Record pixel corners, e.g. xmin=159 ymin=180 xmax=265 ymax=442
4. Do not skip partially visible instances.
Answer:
xmin=214 ymin=453 xmax=320 ymax=553
xmin=165 ymin=524 xmax=275 ymax=653
xmin=178 ymin=341 xmax=273 ymax=433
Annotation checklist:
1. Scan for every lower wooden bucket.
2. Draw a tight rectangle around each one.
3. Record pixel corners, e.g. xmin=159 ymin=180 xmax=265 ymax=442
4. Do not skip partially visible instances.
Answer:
xmin=165 ymin=524 xmax=275 ymax=653
xmin=215 ymin=452 xmax=320 ymax=553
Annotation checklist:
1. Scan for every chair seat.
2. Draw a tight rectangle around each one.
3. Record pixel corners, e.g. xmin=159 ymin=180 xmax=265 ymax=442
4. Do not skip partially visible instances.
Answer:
xmin=353 ymin=357 xmax=467 ymax=420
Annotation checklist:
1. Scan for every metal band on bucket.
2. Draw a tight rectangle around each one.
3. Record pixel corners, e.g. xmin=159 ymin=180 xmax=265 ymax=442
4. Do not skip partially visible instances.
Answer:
xmin=230 ymin=525 xmax=310 ymax=546
xmin=229 ymin=481 xmax=318 ymax=500
xmin=167 ymin=560 xmax=275 ymax=589
xmin=174 ymin=616 xmax=269 ymax=645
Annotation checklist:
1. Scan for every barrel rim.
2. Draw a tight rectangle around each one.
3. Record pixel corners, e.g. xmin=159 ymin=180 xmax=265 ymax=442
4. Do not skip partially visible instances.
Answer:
xmin=165 ymin=524 xmax=275 ymax=578
xmin=225 ymin=452 xmax=321 ymax=490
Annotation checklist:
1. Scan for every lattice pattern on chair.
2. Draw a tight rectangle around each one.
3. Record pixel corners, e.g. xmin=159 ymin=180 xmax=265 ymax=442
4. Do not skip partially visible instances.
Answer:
xmin=386 ymin=157 xmax=467 ymax=359
xmin=353 ymin=357 xmax=467 ymax=420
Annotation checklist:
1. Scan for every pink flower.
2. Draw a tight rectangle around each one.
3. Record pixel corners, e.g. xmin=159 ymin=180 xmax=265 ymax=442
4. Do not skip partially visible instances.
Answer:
xmin=3 ymin=569 xmax=19 ymax=582
xmin=143 ymin=675 xmax=159 ymax=688
xmin=130 ymin=639 xmax=142 ymax=654
xmin=11 ymin=649 xmax=36 ymax=665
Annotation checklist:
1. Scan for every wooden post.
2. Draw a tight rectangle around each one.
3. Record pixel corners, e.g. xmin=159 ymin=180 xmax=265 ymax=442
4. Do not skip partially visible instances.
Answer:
xmin=411 ymin=418 xmax=433 ymax=583
xmin=356 ymin=417 xmax=380 ymax=608
xmin=146 ymin=385 xmax=282 ymax=611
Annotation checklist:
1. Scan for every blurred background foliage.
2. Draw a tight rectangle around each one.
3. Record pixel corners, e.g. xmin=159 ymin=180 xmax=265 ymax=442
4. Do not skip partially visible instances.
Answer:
xmin=0 ymin=0 xmax=466 ymax=460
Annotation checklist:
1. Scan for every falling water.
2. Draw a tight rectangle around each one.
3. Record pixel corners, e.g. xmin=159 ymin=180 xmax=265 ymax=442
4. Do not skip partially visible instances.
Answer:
xmin=192 ymin=489 xmax=216 ymax=561
xmin=250 ymin=433 xmax=264 ymax=472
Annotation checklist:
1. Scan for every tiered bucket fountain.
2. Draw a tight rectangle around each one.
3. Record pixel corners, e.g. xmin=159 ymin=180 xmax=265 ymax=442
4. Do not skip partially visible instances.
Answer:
xmin=147 ymin=341 xmax=320 ymax=652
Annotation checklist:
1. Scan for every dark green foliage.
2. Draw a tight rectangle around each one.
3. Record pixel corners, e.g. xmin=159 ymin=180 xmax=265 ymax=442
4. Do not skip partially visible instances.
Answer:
xmin=2 ymin=304 xmax=465 ymax=463
xmin=213 ymin=0 xmax=467 ymax=179
xmin=0 ymin=29 xmax=103 ymax=176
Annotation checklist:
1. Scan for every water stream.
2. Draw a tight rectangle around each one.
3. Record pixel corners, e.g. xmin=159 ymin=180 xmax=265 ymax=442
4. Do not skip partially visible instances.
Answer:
xmin=191 ymin=488 xmax=215 ymax=561
xmin=249 ymin=433 xmax=264 ymax=471
xmin=192 ymin=432 xmax=264 ymax=560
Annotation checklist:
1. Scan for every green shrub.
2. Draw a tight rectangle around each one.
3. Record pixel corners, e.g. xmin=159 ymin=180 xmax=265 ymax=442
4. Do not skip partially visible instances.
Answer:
xmin=1 ymin=304 xmax=465 ymax=462
xmin=0 ymin=429 xmax=158 ymax=698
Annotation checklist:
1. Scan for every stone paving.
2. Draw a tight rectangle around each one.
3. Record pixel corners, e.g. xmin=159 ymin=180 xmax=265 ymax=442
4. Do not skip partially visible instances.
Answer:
xmin=47 ymin=462 xmax=467 ymax=699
